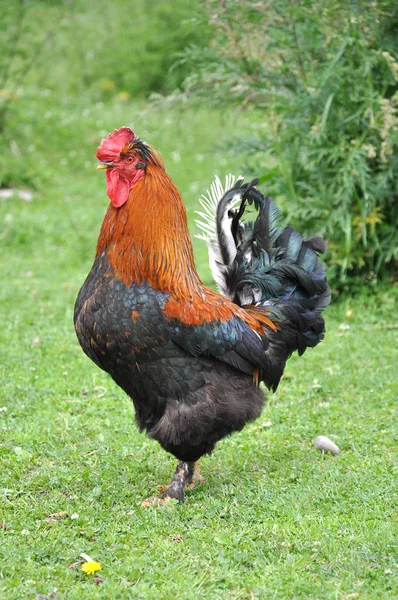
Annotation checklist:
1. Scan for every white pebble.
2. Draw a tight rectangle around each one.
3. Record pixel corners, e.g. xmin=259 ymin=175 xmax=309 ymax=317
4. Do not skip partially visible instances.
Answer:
xmin=314 ymin=435 xmax=340 ymax=455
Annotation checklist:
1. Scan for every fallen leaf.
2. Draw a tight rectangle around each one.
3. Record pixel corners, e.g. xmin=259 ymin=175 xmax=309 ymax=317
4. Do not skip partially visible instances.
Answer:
xmin=48 ymin=511 xmax=68 ymax=519
xmin=44 ymin=511 xmax=68 ymax=524
xmin=81 ymin=386 xmax=107 ymax=398
xmin=68 ymin=560 xmax=83 ymax=570
xmin=93 ymin=576 xmax=104 ymax=584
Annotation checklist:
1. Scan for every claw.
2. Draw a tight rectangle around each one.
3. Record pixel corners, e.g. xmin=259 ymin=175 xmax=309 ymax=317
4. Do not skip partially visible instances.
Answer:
xmin=140 ymin=496 xmax=173 ymax=508
xmin=141 ymin=460 xmax=203 ymax=506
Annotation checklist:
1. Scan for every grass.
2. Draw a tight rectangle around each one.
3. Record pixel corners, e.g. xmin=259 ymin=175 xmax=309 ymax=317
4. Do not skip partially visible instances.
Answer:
xmin=0 ymin=97 xmax=397 ymax=599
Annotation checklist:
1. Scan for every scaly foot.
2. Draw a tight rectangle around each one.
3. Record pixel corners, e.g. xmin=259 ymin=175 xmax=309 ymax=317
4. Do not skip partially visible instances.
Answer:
xmin=162 ymin=461 xmax=194 ymax=502
xmin=187 ymin=460 xmax=204 ymax=489
xmin=141 ymin=460 xmax=202 ymax=506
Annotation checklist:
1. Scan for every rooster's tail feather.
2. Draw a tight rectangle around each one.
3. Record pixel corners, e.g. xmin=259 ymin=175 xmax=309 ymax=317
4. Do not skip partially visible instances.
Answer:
xmin=196 ymin=176 xmax=331 ymax=377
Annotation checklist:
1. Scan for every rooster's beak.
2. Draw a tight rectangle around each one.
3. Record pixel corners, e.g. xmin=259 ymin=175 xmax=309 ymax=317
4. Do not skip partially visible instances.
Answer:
xmin=97 ymin=161 xmax=115 ymax=170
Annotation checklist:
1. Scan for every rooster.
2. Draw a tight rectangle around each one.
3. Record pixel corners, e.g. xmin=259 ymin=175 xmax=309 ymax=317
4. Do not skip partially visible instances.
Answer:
xmin=74 ymin=127 xmax=330 ymax=502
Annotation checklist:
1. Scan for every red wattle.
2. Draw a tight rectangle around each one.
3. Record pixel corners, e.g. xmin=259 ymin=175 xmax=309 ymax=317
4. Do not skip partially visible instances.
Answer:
xmin=106 ymin=170 xmax=130 ymax=208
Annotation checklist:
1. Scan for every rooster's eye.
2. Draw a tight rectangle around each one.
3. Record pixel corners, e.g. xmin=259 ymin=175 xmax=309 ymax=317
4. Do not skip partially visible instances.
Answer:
xmin=127 ymin=156 xmax=134 ymax=163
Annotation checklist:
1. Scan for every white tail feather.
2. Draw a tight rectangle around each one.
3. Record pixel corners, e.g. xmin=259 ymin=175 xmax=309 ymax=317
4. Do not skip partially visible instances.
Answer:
xmin=195 ymin=174 xmax=240 ymax=242
xmin=195 ymin=174 xmax=243 ymax=297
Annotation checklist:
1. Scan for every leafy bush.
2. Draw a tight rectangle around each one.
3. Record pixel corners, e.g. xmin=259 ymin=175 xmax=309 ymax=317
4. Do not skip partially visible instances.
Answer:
xmin=182 ymin=0 xmax=398 ymax=290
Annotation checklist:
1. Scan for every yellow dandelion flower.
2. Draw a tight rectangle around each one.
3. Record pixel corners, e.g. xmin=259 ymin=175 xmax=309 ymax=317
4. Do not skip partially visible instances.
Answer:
xmin=81 ymin=560 xmax=102 ymax=575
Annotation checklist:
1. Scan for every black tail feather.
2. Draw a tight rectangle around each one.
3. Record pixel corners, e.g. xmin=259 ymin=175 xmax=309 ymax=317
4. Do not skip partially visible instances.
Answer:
xmin=208 ymin=180 xmax=331 ymax=374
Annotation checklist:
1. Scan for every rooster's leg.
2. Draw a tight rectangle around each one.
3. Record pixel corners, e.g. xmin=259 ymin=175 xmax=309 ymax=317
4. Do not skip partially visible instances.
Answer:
xmin=162 ymin=461 xmax=195 ymax=502
xmin=187 ymin=460 xmax=204 ymax=489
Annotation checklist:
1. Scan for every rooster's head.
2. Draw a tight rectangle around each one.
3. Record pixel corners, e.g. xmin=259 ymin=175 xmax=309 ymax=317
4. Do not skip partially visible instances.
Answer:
xmin=96 ymin=127 xmax=163 ymax=208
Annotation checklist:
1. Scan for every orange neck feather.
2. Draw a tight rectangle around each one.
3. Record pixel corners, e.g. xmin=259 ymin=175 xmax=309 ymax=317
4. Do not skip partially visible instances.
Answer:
xmin=95 ymin=164 xmax=278 ymax=333
xmin=96 ymin=166 xmax=202 ymax=299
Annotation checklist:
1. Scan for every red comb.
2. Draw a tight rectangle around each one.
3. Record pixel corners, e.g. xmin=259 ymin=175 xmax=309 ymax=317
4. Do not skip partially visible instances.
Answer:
xmin=96 ymin=127 xmax=135 ymax=162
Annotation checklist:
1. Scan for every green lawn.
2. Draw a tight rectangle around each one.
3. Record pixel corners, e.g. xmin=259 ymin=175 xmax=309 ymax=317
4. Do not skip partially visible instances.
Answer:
xmin=0 ymin=101 xmax=397 ymax=599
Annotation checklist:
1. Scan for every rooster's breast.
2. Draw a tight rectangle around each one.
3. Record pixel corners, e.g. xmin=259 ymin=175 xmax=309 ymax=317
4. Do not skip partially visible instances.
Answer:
xmin=74 ymin=251 xmax=208 ymax=410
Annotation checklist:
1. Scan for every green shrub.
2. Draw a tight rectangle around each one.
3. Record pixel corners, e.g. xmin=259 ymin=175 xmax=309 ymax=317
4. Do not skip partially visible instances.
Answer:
xmin=182 ymin=0 xmax=398 ymax=290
